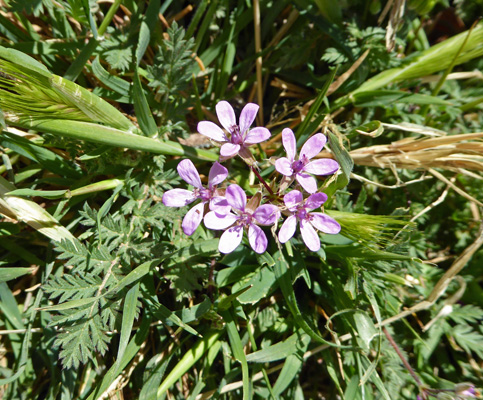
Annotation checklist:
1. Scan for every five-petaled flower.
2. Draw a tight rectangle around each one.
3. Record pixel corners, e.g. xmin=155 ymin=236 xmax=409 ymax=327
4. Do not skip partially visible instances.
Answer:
xmin=278 ymin=190 xmax=341 ymax=252
xmin=197 ymin=101 xmax=271 ymax=161
xmin=204 ymin=184 xmax=280 ymax=254
xmin=162 ymin=159 xmax=229 ymax=236
xmin=275 ymin=128 xmax=339 ymax=193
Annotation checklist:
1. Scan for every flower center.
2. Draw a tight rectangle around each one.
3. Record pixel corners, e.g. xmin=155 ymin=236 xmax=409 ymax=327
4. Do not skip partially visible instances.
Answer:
xmin=292 ymin=155 xmax=309 ymax=173
xmin=230 ymin=125 xmax=244 ymax=145
xmin=194 ymin=187 xmax=213 ymax=202
xmin=295 ymin=206 xmax=308 ymax=221
xmin=236 ymin=210 xmax=253 ymax=226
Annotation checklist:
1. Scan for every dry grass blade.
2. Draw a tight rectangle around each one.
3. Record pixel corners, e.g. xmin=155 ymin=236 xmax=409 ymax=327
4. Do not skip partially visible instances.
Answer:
xmin=350 ymin=132 xmax=483 ymax=173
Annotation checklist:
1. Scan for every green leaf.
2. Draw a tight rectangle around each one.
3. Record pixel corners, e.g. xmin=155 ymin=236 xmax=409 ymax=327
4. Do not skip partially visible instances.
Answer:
xmin=7 ymin=189 xmax=68 ymax=199
xmin=353 ymin=312 xmax=377 ymax=351
xmin=328 ymin=132 xmax=353 ymax=183
xmin=246 ymin=332 xmax=307 ymax=363
xmin=86 ymin=316 xmax=151 ymax=400
xmin=133 ymin=69 xmax=158 ymax=137
xmin=274 ymin=250 xmax=352 ymax=349
xmin=351 ymin=90 xmax=451 ymax=107
xmin=115 ymin=283 xmax=140 ymax=367
xmin=91 ymin=56 xmax=131 ymax=97
xmin=157 ymin=330 xmax=222 ymax=396
xmin=222 ymin=309 xmax=251 ymax=400
xmin=350 ymin=120 xmax=384 ymax=138
xmin=235 ymin=265 xmax=277 ymax=304
xmin=272 ymin=334 xmax=311 ymax=396
xmin=0 ymin=267 xmax=34 ymax=283
xmin=10 ymin=119 xmax=217 ymax=160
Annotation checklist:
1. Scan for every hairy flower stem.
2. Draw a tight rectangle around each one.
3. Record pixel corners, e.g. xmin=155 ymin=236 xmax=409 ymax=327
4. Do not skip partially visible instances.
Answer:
xmin=383 ymin=327 xmax=422 ymax=387
xmin=250 ymin=165 xmax=274 ymax=196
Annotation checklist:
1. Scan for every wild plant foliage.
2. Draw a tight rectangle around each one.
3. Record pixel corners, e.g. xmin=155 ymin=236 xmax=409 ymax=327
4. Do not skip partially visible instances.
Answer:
xmin=0 ymin=1 xmax=482 ymax=400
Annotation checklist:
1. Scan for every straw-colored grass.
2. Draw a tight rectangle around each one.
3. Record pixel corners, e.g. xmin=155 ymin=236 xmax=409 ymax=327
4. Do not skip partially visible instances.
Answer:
xmin=349 ymin=132 xmax=483 ymax=173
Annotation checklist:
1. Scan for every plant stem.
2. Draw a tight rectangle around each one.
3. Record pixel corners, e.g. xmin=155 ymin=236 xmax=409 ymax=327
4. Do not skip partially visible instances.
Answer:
xmin=382 ymin=327 xmax=422 ymax=387
xmin=250 ymin=165 xmax=274 ymax=196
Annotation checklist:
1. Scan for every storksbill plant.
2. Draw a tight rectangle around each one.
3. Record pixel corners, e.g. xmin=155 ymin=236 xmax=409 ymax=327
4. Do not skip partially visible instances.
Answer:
xmin=163 ymin=101 xmax=341 ymax=254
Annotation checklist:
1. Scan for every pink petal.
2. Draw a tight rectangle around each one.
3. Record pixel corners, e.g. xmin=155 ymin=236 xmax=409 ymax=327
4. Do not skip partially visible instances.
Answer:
xmin=244 ymin=127 xmax=271 ymax=144
xmin=204 ymin=211 xmax=237 ymax=230
xmin=209 ymin=197 xmax=231 ymax=215
xmin=226 ymin=184 xmax=246 ymax=211
xmin=239 ymin=103 xmax=259 ymax=134
xmin=220 ymin=143 xmax=240 ymax=158
xmin=182 ymin=202 xmax=204 ymax=236
xmin=197 ymin=121 xmax=227 ymax=142
xmin=275 ymin=157 xmax=294 ymax=176
xmin=177 ymin=159 xmax=202 ymax=188
xmin=310 ymin=213 xmax=341 ymax=234
xmin=162 ymin=189 xmax=195 ymax=207
xmin=253 ymin=204 xmax=280 ymax=225
xmin=305 ymin=192 xmax=328 ymax=211
xmin=208 ymin=162 xmax=228 ymax=188
xmin=300 ymin=219 xmax=320 ymax=252
xmin=216 ymin=101 xmax=237 ymax=132
xmin=278 ymin=215 xmax=297 ymax=243
xmin=300 ymin=133 xmax=326 ymax=160
xmin=219 ymin=225 xmax=244 ymax=254
xmin=304 ymin=159 xmax=339 ymax=175
xmin=296 ymin=172 xmax=317 ymax=193
xmin=283 ymin=190 xmax=303 ymax=211
xmin=248 ymin=224 xmax=268 ymax=254
xmin=281 ymin=128 xmax=297 ymax=161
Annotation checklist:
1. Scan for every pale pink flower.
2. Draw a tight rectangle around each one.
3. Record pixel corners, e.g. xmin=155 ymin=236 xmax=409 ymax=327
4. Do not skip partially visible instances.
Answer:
xmin=278 ymin=190 xmax=340 ymax=252
xmin=197 ymin=101 xmax=271 ymax=160
xmin=162 ymin=160 xmax=229 ymax=235
xmin=275 ymin=128 xmax=339 ymax=193
xmin=204 ymin=184 xmax=280 ymax=254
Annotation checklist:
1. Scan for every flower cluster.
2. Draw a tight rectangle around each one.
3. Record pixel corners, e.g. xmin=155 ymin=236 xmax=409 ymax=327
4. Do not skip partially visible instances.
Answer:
xmin=163 ymin=101 xmax=341 ymax=254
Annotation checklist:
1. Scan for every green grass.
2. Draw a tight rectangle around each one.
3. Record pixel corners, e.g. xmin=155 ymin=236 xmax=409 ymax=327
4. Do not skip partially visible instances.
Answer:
xmin=0 ymin=1 xmax=483 ymax=399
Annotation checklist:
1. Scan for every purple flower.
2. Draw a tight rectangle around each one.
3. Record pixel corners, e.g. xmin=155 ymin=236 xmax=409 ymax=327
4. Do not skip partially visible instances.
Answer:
xmin=204 ymin=184 xmax=280 ymax=254
xmin=197 ymin=101 xmax=271 ymax=160
xmin=275 ymin=128 xmax=339 ymax=193
xmin=278 ymin=190 xmax=341 ymax=252
xmin=455 ymin=383 xmax=478 ymax=398
xmin=162 ymin=160 xmax=229 ymax=236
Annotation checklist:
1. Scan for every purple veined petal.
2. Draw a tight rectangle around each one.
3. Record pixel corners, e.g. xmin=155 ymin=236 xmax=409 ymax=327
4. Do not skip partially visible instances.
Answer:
xmin=310 ymin=213 xmax=341 ymax=234
xmin=281 ymin=128 xmax=297 ymax=161
xmin=218 ymin=225 xmax=244 ymax=254
xmin=300 ymin=133 xmax=326 ymax=160
xmin=278 ymin=215 xmax=297 ymax=243
xmin=248 ymin=224 xmax=268 ymax=254
xmin=239 ymin=103 xmax=259 ymax=134
xmin=275 ymin=157 xmax=294 ymax=177
xmin=226 ymin=184 xmax=247 ymax=211
xmin=305 ymin=192 xmax=328 ymax=211
xmin=204 ymin=211 xmax=238 ymax=230
xmin=296 ymin=172 xmax=318 ymax=194
xmin=215 ymin=101 xmax=237 ymax=132
xmin=220 ymin=143 xmax=241 ymax=158
xmin=300 ymin=219 xmax=320 ymax=252
xmin=244 ymin=127 xmax=271 ymax=144
xmin=208 ymin=161 xmax=228 ymax=188
xmin=162 ymin=189 xmax=195 ymax=207
xmin=182 ymin=202 xmax=204 ymax=236
xmin=283 ymin=190 xmax=303 ymax=211
xmin=253 ymin=204 xmax=280 ymax=226
xmin=177 ymin=159 xmax=202 ymax=188
xmin=304 ymin=159 xmax=340 ymax=175
xmin=209 ymin=196 xmax=231 ymax=215
xmin=197 ymin=121 xmax=228 ymax=142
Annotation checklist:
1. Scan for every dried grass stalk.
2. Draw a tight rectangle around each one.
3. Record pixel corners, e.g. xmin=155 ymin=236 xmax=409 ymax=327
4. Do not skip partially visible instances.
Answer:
xmin=350 ymin=132 xmax=483 ymax=172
